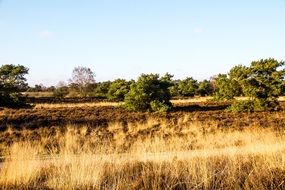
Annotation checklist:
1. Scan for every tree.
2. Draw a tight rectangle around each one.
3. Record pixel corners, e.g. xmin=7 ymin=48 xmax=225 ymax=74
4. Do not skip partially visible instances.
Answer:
xmin=107 ymin=79 xmax=132 ymax=101
xmin=197 ymin=80 xmax=214 ymax=96
xmin=177 ymin=77 xmax=198 ymax=97
xmin=242 ymin=58 xmax=285 ymax=110
xmin=213 ymin=74 xmax=239 ymax=100
xmin=93 ymin=81 xmax=111 ymax=98
xmin=213 ymin=65 xmax=249 ymax=101
xmin=53 ymin=81 xmax=69 ymax=98
xmin=124 ymin=73 xmax=173 ymax=112
xmin=69 ymin=66 xmax=96 ymax=97
xmin=225 ymin=58 xmax=285 ymax=112
xmin=228 ymin=65 xmax=249 ymax=96
xmin=0 ymin=64 xmax=29 ymax=107
xmin=169 ymin=80 xmax=180 ymax=97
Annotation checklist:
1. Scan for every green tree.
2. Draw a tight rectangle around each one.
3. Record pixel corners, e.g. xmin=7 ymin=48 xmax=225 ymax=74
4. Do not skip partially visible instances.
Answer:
xmin=243 ymin=58 xmax=285 ymax=110
xmin=213 ymin=74 xmax=239 ymax=100
xmin=124 ymin=73 xmax=173 ymax=112
xmin=228 ymin=65 xmax=249 ymax=96
xmin=93 ymin=81 xmax=111 ymax=98
xmin=169 ymin=80 xmax=180 ymax=97
xmin=0 ymin=64 xmax=29 ymax=107
xmin=107 ymin=79 xmax=132 ymax=101
xmin=177 ymin=77 xmax=198 ymax=97
xmin=197 ymin=80 xmax=214 ymax=96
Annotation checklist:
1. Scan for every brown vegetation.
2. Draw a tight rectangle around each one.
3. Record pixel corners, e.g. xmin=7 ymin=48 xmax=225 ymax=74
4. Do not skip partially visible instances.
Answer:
xmin=1 ymin=119 xmax=285 ymax=189
xmin=0 ymin=101 xmax=285 ymax=189
xmin=0 ymin=101 xmax=284 ymax=130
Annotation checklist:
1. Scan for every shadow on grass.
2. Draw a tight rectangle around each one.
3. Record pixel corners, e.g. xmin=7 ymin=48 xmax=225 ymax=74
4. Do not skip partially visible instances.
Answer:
xmin=172 ymin=104 xmax=229 ymax=112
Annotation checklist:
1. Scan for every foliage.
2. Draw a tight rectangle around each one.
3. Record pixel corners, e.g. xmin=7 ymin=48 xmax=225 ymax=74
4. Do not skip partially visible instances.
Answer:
xmin=169 ymin=81 xmax=180 ymax=97
xmin=213 ymin=74 xmax=240 ymax=100
xmin=27 ymin=84 xmax=45 ymax=92
xmin=0 ymin=64 xmax=29 ymax=107
xmin=197 ymin=80 xmax=214 ymax=96
xmin=226 ymin=58 xmax=285 ymax=111
xmin=93 ymin=81 xmax=111 ymax=98
xmin=228 ymin=65 xmax=248 ymax=96
xmin=107 ymin=79 xmax=132 ymax=101
xmin=124 ymin=73 xmax=173 ymax=112
xmin=53 ymin=82 xmax=69 ymax=98
xmin=243 ymin=58 xmax=284 ymax=110
xmin=227 ymin=100 xmax=256 ymax=113
xmin=177 ymin=77 xmax=198 ymax=97
xmin=69 ymin=66 xmax=96 ymax=97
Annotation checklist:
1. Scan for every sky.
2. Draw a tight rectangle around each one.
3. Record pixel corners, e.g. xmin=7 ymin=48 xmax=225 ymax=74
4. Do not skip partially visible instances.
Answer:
xmin=0 ymin=0 xmax=285 ymax=86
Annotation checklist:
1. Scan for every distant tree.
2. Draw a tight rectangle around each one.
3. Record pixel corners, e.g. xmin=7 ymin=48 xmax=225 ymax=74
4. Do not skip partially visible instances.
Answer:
xmin=177 ymin=77 xmax=198 ymax=97
xmin=93 ymin=81 xmax=111 ymax=98
xmin=53 ymin=82 xmax=69 ymax=98
xmin=107 ymin=79 xmax=132 ymax=101
xmin=124 ymin=73 xmax=173 ymax=112
xmin=69 ymin=66 xmax=96 ymax=97
xmin=169 ymin=80 xmax=180 ymax=97
xmin=33 ymin=84 xmax=45 ymax=92
xmin=46 ymin=86 xmax=56 ymax=92
xmin=197 ymin=80 xmax=214 ymax=96
xmin=213 ymin=74 xmax=239 ymax=100
xmin=0 ymin=64 xmax=29 ymax=107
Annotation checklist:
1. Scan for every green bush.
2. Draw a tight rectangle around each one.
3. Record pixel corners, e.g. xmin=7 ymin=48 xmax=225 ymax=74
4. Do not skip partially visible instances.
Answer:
xmin=177 ymin=77 xmax=198 ymax=97
xmin=124 ymin=73 xmax=172 ymax=112
xmin=227 ymin=100 xmax=256 ymax=113
xmin=227 ymin=98 xmax=280 ymax=113
xmin=150 ymin=100 xmax=171 ymax=112
xmin=107 ymin=79 xmax=132 ymax=101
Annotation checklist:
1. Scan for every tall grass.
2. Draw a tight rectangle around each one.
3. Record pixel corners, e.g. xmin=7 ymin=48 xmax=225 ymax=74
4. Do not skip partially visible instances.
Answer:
xmin=0 ymin=119 xmax=285 ymax=189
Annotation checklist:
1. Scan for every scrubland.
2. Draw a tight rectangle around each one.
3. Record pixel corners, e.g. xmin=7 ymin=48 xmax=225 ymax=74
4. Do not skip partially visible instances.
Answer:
xmin=1 ymin=111 xmax=285 ymax=189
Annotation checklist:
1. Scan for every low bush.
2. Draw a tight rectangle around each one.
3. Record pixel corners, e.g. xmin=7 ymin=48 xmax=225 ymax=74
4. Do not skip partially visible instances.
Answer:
xmin=124 ymin=73 xmax=172 ymax=112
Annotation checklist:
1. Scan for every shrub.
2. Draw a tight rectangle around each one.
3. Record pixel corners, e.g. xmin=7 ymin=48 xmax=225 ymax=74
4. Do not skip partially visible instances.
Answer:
xmin=177 ymin=77 xmax=198 ymax=97
xmin=107 ymin=79 xmax=132 ymax=101
xmin=213 ymin=74 xmax=240 ymax=101
xmin=124 ymin=73 xmax=172 ymax=112
xmin=227 ymin=100 xmax=256 ymax=113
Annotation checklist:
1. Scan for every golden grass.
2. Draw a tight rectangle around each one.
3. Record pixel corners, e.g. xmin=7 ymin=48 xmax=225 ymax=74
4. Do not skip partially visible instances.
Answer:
xmin=34 ymin=101 xmax=122 ymax=109
xmin=1 ymin=119 xmax=285 ymax=189
xmin=171 ymin=97 xmax=212 ymax=104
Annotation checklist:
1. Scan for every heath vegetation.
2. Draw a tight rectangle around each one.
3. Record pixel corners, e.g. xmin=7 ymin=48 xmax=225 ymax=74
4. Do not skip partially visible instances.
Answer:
xmin=0 ymin=58 xmax=285 ymax=189
xmin=1 ymin=118 xmax=285 ymax=189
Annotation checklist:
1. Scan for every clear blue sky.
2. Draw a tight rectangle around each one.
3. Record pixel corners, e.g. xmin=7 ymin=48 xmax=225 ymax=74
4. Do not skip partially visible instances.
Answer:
xmin=0 ymin=0 xmax=284 ymax=86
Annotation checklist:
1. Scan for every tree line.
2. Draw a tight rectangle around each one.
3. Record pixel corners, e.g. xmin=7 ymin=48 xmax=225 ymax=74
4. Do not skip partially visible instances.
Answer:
xmin=1 ymin=58 xmax=285 ymax=111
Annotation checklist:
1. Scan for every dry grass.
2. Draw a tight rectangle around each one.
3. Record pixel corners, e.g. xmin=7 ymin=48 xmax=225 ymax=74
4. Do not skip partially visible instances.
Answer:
xmin=1 ymin=119 xmax=285 ymax=189
xmin=171 ymin=97 xmax=212 ymax=104
xmin=172 ymin=96 xmax=285 ymax=104
xmin=32 ymin=96 xmax=285 ymax=109
xmin=34 ymin=102 xmax=122 ymax=109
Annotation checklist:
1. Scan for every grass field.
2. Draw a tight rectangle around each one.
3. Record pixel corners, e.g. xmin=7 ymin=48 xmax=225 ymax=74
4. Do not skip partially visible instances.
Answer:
xmin=1 ymin=117 xmax=285 ymax=189
xmin=29 ymin=96 xmax=285 ymax=109
xmin=0 ymin=100 xmax=285 ymax=189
